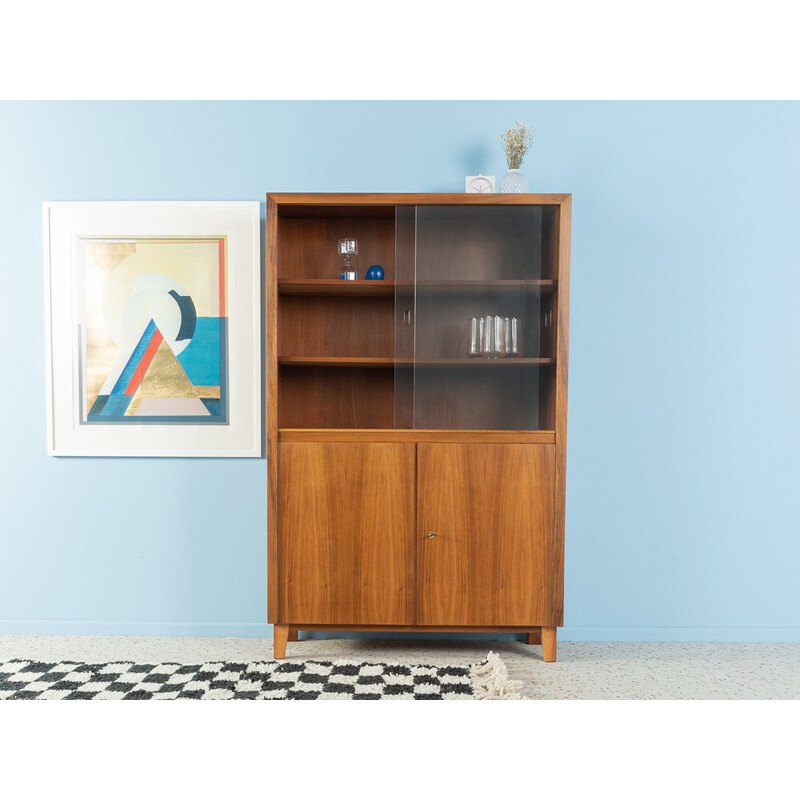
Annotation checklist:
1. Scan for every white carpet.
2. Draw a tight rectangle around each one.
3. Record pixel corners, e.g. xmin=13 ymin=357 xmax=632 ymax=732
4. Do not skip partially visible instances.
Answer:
xmin=1 ymin=635 xmax=797 ymax=699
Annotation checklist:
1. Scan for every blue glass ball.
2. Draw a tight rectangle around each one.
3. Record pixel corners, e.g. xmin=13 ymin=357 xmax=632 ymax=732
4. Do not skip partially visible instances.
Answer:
xmin=365 ymin=264 xmax=385 ymax=280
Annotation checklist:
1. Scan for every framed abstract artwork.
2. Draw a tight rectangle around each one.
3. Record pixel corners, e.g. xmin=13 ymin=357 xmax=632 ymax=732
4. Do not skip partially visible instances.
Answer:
xmin=44 ymin=201 xmax=261 ymax=456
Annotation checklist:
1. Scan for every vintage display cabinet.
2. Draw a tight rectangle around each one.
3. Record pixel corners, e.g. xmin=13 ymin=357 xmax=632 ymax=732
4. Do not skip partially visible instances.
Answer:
xmin=266 ymin=193 xmax=571 ymax=660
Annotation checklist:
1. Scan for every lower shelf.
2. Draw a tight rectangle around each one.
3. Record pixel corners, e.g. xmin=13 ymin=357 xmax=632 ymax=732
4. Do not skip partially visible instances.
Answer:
xmin=278 ymin=428 xmax=556 ymax=443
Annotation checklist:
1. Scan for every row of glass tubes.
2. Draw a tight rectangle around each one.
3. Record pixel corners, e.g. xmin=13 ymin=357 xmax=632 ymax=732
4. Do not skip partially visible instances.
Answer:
xmin=469 ymin=316 xmax=520 ymax=358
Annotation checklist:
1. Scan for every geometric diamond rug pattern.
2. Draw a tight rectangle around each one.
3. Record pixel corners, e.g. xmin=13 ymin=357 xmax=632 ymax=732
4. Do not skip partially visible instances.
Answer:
xmin=0 ymin=652 xmax=523 ymax=700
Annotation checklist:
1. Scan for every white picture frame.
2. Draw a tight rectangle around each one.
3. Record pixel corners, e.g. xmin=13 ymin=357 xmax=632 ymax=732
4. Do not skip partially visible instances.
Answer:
xmin=44 ymin=201 xmax=261 ymax=457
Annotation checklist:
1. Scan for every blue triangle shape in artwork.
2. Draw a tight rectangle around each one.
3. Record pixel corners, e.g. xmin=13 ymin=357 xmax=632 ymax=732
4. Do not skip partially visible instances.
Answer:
xmin=200 ymin=398 xmax=221 ymax=416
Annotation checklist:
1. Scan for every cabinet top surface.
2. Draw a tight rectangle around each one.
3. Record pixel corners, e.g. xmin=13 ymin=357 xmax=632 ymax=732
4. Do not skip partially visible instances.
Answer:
xmin=267 ymin=192 xmax=571 ymax=206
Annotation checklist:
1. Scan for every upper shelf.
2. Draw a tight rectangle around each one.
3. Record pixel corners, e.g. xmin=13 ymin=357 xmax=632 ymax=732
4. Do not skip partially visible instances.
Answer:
xmin=279 ymin=279 xmax=394 ymax=296
xmin=278 ymin=279 xmax=557 ymax=296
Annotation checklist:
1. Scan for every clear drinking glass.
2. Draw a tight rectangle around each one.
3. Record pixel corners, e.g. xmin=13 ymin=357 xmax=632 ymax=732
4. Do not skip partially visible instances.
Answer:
xmin=493 ymin=315 xmax=505 ymax=357
xmin=469 ymin=317 xmax=479 ymax=357
xmin=509 ymin=317 xmax=520 ymax=356
xmin=482 ymin=315 xmax=493 ymax=357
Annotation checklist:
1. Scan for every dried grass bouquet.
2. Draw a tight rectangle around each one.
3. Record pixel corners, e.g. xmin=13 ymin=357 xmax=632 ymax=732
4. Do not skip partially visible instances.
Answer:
xmin=497 ymin=121 xmax=535 ymax=170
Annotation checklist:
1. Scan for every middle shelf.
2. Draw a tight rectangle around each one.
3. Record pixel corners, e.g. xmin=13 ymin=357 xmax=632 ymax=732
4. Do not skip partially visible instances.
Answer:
xmin=278 ymin=356 xmax=556 ymax=367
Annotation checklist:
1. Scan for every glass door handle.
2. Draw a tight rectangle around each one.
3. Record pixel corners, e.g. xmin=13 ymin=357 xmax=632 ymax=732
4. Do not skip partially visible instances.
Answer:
xmin=403 ymin=309 xmax=413 ymax=325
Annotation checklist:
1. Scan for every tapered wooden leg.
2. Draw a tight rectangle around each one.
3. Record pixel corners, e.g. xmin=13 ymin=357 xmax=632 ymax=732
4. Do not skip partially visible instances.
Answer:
xmin=288 ymin=627 xmax=298 ymax=642
xmin=274 ymin=623 xmax=290 ymax=659
xmin=526 ymin=628 xmax=542 ymax=645
xmin=541 ymin=626 xmax=557 ymax=662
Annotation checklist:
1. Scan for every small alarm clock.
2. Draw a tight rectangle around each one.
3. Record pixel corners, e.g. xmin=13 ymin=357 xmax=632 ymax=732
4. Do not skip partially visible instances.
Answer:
xmin=466 ymin=174 xmax=495 ymax=193
xmin=365 ymin=264 xmax=385 ymax=280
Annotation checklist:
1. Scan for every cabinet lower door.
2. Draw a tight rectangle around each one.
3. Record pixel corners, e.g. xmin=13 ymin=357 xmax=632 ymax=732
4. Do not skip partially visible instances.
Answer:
xmin=417 ymin=443 xmax=555 ymax=626
xmin=279 ymin=442 xmax=415 ymax=625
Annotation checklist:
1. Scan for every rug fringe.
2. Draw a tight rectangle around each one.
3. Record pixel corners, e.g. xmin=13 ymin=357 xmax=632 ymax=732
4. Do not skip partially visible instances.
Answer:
xmin=470 ymin=652 xmax=524 ymax=700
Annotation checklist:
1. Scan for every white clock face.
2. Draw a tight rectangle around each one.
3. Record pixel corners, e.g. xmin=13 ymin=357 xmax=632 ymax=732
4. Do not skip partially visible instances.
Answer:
xmin=466 ymin=175 xmax=495 ymax=193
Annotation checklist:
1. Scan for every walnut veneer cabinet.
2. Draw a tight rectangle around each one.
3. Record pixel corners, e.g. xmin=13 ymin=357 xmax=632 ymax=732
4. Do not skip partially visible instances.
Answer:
xmin=267 ymin=193 xmax=571 ymax=660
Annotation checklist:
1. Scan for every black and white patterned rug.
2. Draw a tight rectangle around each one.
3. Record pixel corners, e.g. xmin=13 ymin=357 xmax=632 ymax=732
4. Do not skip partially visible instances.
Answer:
xmin=0 ymin=652 xmax=522 ymax=700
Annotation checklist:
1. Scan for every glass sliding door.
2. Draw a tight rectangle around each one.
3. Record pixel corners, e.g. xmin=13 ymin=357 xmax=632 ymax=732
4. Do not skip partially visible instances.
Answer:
xmin=395 ymin=204 xmax=554 ymax=431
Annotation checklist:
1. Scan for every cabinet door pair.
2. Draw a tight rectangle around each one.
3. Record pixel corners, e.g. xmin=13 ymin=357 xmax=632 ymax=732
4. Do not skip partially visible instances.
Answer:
xmin=278 ymin=442 xmax=555 ymax=627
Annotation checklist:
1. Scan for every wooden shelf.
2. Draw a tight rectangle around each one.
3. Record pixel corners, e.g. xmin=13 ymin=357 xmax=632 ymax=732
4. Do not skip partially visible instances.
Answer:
xmin=279 ymin=357 xmax=395 ymax=367
xmin=279 ymin=356 xmax=555 ymax=367
xmin=279 ymin=279 xmax=394 ymax=296
xmin=278 ymin=278 xmax=556 ymax=296
xmin=414 ymin=358 xmax=555 ymax=367
xmin=416 ymin=280 xmax=556 ymax=295
xmin=279 ymin=428 xmax=557 ymax=443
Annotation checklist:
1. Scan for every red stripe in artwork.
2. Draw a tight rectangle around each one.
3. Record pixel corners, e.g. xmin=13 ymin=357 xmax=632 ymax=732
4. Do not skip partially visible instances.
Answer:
xmin=125 ymin=328 xmax=164 ymax=395
xmin=218 ymin=238 xmax=226 ymax=318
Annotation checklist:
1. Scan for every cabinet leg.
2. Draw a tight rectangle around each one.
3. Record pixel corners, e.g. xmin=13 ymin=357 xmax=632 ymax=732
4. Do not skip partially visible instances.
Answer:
xmin=526 ymin=628 xmax=542 ymax=645
xmin=288 ymin=627 xmax=298 ymax=642
xmin=541 ymin=626 xmax=557 ymax=662
xmin=274 ymin=624 xmax=290 ymax=659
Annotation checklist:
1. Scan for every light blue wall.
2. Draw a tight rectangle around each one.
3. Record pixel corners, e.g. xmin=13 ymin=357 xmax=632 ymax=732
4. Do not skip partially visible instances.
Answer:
xmin=1 ymin=101 xmax=798 ymax=642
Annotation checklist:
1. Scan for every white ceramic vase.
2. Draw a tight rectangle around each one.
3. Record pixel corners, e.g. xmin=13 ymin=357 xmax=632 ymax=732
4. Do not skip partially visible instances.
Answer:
xmin=499 ymin=168 xmax=529 ymax=193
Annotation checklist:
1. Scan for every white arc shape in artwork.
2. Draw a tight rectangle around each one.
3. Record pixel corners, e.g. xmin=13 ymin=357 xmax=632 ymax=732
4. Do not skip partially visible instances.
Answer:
xmin=100 ymin=241 xmax=218 ymax=354
xmin=106 ymin=273 xmax=193 ymax=356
